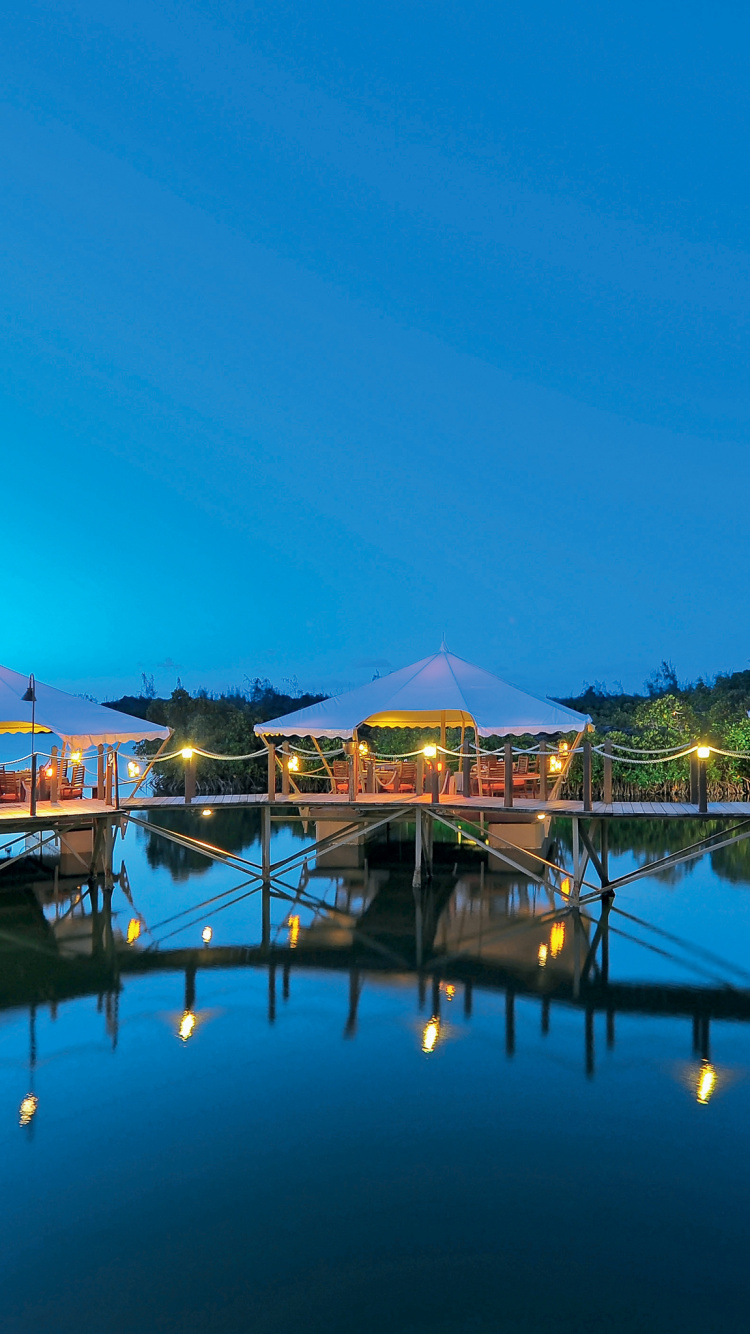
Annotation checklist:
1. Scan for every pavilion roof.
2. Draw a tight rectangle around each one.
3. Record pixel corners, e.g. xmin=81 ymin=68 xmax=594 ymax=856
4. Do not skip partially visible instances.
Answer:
xmin=0 ymin=664 xmax=171 ymax=749
xmin=255 ymin=647 xmax=591 ymax=739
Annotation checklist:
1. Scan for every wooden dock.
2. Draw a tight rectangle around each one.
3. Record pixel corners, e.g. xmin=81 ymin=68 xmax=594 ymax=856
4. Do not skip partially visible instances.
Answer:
xmin=2 ymin=791 xmax=750 ymax=833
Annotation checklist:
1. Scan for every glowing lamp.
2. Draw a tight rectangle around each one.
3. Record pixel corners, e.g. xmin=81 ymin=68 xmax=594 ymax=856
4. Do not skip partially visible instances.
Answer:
xmin=181 ymin=747 xmax=194 ymax=760
xmin=201 ymin=926 xmax=213 ymax=944
xmin=126 ymin=918 xmax=141 ymax=945
xmin=537 ymin=943 xmax=548 ymax=967
xmin=696 ymin=1061 xmax=717 ymax=1104
xmin=697 ymin=746 xmax=711 ymax=760
xmin=358 ymin=742 xmax=369 ymax=755
xmin=288 ymin=755 xmax=300 ymax=772
xmin=178 ymin=1011 xmax=196 ymax=1041
xmin=127 ymin=761 xmax=141 ymax=778
xmin=46 ymin=767 xmax=53 ymax=778
xmin=19 ymin=1093 xmax=38 ymax=1127
xmin=201 ymin=808 xmax=213 ymax=817
xmin=422 ymin=744 xmax=437 ymax=759
xmin=70 ymin=751 xmax=82 ymax=764
xmin=536 ymin=812 xmax=546 ymax=821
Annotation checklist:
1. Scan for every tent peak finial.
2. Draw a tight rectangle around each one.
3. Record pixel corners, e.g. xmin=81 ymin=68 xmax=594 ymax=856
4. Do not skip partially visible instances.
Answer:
xmin=440 ymin=636 xmax=448 ymax=652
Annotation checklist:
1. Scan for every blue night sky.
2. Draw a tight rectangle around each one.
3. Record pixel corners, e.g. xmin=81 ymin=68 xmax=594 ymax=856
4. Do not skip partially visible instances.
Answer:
xmin=3 ymin=1 xmax=749 ymax=701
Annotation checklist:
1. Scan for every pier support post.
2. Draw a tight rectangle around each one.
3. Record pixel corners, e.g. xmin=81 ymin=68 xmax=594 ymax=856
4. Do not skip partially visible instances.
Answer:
xmin=504 ymin=740 xmax=513 ymax=809
xmin=603 ymin=738 xmax=613 ymax=805
xmin=413 ymin=809 xmax=423 ymax=889
xmin=572 ymin=817 xmax=580 ymax=903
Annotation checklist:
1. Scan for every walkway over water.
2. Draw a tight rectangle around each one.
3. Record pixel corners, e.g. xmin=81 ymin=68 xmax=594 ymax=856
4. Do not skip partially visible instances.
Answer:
xmin=3 ymin=792 xmax=750 ymax=832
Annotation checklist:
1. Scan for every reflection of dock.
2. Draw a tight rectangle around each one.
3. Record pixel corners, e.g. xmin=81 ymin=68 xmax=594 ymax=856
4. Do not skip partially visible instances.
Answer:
xmin=4 ymin=794 xmax=750 ymax=831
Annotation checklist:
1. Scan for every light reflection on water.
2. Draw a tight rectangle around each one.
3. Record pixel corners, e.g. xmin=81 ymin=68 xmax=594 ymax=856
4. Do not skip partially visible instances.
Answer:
xmin=0 ymin=814 xmax=749 ymax=1332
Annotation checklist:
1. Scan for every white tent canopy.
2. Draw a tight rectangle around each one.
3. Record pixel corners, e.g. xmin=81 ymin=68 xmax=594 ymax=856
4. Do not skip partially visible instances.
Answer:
xmin=255 ymin=648 xmax=591 ymax=739
xmin=0 ymin=665 xmax=172 ymax=749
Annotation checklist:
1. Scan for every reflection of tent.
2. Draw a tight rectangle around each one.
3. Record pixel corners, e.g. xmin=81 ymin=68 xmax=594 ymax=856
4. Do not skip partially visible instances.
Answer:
xmin=255 ymin=647 xmax=591 ymax=739
xmin=0 ymin=665 xmax=170 ymax=749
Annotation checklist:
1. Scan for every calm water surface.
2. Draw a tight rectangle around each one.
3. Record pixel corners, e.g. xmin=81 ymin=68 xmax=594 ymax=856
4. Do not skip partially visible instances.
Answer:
xmin=1 ymin=812 xmax=749 ymax=1333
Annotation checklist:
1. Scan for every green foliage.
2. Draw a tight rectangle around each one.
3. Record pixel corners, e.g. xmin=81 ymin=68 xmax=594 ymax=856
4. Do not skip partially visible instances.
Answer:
xmin=106 ymin=659 xmax=750 ymax=799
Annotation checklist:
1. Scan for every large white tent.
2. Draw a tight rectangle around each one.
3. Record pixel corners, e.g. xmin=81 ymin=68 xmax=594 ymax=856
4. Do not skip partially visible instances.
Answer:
xmin=255 ymin=647 xmax=591 ymax=739
xmin=0 ymin=665 xmax=171 ymax=749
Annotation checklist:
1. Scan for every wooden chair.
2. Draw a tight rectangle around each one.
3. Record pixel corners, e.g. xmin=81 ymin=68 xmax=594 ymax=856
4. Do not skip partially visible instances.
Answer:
xmin=396 ymin=762 xmax=417 ymax=793
xmin=60 ymin=764 xmax=85 ymax=800
xmin=515 ymin=754 xmax=540 ymax=795
xmin=0 ymin=770 xmax=22 ymax=803
xmin=332 ymin=761 xmax=350 ymax=794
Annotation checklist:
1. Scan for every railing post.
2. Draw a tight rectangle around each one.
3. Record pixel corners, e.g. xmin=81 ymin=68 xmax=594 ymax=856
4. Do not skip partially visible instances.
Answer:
xmin=184 ymin=751 xmax=196 ymax=805
xmin=462 ymin=744 xmax=471 ymax=799
xmin=603 ymin=738 xmax=613 ymax=805
xmin=690 ymin=752 xmax=699 ymax=805
xmin=105 ymin=748 xmax=113 ymax=806
xmin=416 ymin=755 xmax=424 ymax=796
xmin=698 ymin=754 xmax=708 ymax=815
xmin=50 ymin=745 xmax=59 ymax=804
xmin=582 ymin=739 xmax=592 ymax=813
xmin=430 ymin=760 xmax=440 ymax=804
xmin=97 ymin=744 xmax=104 ymax=801
xmin=504 ymin=740 xmax=513 ymax=809
xmin=281 ymin=740 xmax=290 ymax=798
xmin=29 ymin=754 xmax=37 ymax=818
xmin=267 ymin=744 xmax=276 ymax=802
xmin=539 ymin=740 xmax=547 ymax=803
xmin=348 ymin=746 xmax=355 ymax=802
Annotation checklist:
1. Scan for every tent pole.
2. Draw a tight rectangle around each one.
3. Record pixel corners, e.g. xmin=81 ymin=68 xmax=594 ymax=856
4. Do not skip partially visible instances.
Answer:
xmin=128 ymin=732 xmax=173 ymax=802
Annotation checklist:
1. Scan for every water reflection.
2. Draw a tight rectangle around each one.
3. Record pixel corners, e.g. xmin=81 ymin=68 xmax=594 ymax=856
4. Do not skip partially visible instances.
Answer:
xmin=0 ymin=815 xmax=749 ymax=1091
xmin=2 ymin=815 xmax=750 ymax=1333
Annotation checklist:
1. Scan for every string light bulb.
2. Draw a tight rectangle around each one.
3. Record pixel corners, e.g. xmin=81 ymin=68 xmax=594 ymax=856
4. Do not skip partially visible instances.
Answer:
xmin=201 ymin=926 xmax=213 ymax=944
xmin=422 ymin=744 xmax=437 ymax=759
xmin=697 ymin=746 xmax=711 ymax=760
xmin=181 ymin=747 xmax=194 ymax=760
